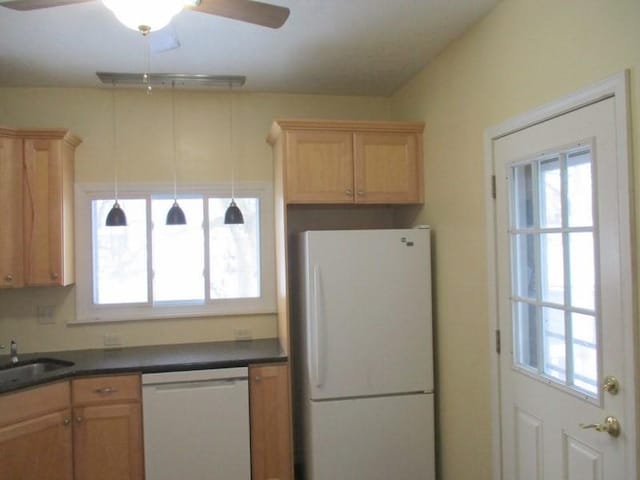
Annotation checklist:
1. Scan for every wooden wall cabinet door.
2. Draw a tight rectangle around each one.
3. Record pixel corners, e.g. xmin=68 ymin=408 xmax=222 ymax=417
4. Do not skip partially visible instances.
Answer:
xmin=354 ymin=132 xmax=422 ymax=204
xmin=0 ymin=133 xmax=24 ymax=287
xmin=285 ymin=130 xmax=354 ymax=203
xmin=23 ymin=136 xmax=76 ymax=286
xmin=0 ymin=382 xmax=73 ymax=480
xmin=249 ymin=363 xmax=293 ymax=480
xmin=269 ymin=119 xmax=424 ymax=205
xmin=71 ymin=375 xmax=144 ymax=480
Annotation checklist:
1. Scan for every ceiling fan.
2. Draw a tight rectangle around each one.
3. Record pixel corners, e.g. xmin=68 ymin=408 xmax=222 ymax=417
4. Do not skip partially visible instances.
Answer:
xmin=0 ymin=0 xmax=290 ymax=32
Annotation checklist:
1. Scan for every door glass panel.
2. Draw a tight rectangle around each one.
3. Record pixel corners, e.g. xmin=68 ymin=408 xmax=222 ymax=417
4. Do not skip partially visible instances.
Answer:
xmin=512 ymin=163 xmax=535 ymax=228
xmin=543 ymin=307 xmax=566 ymax=382
xmin=509 ymin=144 xmax=599 ymax=398
xmin=514 ymin=301 xmax=538 ymax=370
xmin=567 ymin=150 xmax=593 ymax=227
xmin=540 ymin=233 xmax=564 ymax=304
xmin=571 ymin=312 xmax=597 ymax=394
xmin=569 ymin=232 xmax=595 ymax=310
xmin=513 ymin=234 xmax=536 ymax=299
xmin=539 ymin=158 xmax=562 ymax=228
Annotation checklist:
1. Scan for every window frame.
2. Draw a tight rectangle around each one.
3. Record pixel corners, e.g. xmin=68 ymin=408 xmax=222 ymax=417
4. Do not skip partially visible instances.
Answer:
xmin=74 ymin=181 xmax=276 ymax=323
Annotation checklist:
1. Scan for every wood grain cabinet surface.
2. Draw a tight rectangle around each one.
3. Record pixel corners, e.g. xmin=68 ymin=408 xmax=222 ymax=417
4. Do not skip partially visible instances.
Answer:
xmin=71 ymin=375 xmax=144 ymax=480
xmin=0 ymin=127 xmax=81 ymax=288
xmin=0 ymin=382 xmax=73 ymax=480
xmin=250 ymin=363 xmax=294 ymax=480
xmin=268 ymin=119 xmax=424 ymax=205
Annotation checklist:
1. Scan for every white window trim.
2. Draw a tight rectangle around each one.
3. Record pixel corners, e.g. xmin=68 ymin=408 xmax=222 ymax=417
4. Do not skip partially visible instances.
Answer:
xmin=73 ymin=181 xmax=276 ymax=324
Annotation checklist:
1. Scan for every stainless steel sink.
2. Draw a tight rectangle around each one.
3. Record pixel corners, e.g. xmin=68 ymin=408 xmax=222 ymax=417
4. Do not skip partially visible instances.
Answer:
xmin=0 ymin=358 xmax=74 ymax=386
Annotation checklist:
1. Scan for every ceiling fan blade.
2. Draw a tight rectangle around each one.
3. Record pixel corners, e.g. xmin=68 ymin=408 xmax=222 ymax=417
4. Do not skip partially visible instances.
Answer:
xmin=193 ymin=0 xmax=289 ymax=29
xmin=0 ymin=0 xmax=92 ymax=10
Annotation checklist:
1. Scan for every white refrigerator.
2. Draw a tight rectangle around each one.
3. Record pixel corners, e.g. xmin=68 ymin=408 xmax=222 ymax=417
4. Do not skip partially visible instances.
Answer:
xmin=296 ymin=228 xmax=435 ymax=480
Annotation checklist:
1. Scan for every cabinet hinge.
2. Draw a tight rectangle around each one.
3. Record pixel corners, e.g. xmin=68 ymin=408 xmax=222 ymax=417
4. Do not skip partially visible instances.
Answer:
xmin=495 ymin=329 xmax=501 ymax=354
xmin=491 ymin=175 xmax=497 ymax=199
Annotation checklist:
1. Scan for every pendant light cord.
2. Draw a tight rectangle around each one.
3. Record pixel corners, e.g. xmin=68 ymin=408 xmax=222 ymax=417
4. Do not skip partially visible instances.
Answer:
xmin=112 ymin=81 xmax=119 ymax=202
xmin=143 ymin=33 xmax=152 ymax=94
xmin=172 ymin=81 xmax=178 ymax=201
xmin=229 ymin=83 xmax=235 ymax=199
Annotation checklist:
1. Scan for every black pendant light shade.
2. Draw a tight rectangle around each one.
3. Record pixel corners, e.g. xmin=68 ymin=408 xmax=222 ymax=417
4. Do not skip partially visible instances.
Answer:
xmin=106 ymin=201 xmax=127 ymax=226
xmin=224 ymin=199 xmax=244 ymax=225
xmin=166 ymin=200 xmax=186 ymax=225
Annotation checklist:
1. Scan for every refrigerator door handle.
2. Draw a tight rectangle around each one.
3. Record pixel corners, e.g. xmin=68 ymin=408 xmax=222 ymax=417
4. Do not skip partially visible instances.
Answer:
xmin=311 ymin=265 xmax=324 ymax=387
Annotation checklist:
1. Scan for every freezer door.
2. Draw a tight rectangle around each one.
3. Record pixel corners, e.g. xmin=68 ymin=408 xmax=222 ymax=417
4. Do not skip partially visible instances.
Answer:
xmin=302 ymin=229 xmax=433 ymax=400
xmin=304 ymin=393 xmax=435 ymax=480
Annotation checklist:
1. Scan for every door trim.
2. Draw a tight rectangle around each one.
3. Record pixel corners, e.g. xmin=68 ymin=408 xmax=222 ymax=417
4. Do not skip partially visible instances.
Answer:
xmin=483 ymin=70 xmax=636 ymax=480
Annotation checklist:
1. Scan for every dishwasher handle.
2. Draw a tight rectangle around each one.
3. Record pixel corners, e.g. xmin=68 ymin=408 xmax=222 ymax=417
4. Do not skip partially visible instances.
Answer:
xmin=148 ymin=379 xmax=245 ymax=391
xmin=142 ymin=367 xmax=248 ymax=386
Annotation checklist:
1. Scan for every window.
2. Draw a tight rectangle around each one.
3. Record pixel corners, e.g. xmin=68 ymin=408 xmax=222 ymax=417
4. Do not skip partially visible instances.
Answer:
xmin=75 ymin=183 xmax=275 ymax=323
xmin=509 ymin=145 xmax=599 ymax=397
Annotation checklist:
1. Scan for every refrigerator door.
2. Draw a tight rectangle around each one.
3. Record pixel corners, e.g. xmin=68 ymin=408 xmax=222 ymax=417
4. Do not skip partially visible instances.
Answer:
xmin=304 ymin=393 xmax=435 ymax=480
xmin=301 ymin=229 xmax=433 ymax=400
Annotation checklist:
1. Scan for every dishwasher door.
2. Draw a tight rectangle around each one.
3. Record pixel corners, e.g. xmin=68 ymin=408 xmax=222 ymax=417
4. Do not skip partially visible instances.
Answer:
xmin=142 ymin=367 xmax=250 ymax=480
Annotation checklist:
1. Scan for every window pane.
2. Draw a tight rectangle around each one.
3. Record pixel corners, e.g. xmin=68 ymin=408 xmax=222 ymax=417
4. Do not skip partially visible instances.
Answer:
xmin=541 ymin=233 xmax=564 ymax=304
xmin=569 ymin=232 xmax=595 ymax=310
xmin=567 ymin=149 xmax=593 ymax=228
xmin=571 ymin=313 xmax=597 ymax=394
xmin=93 ymin=199 xmax=148 ymax=304
xmin=543 ymin=307 xmax=566 ymax=382
xmin=152 ymin=198 xmax=205 ymax=303
xmin=539 ymin=158 xmax=562 ymax=228
xmin=514 ymin=301 xmax=538 ymax=370
xmin=513 ymin=234 xmax=536 ymax=299
xmin=208 ymin=198 xmax=260 ymax=299
xmin=512 ymin=163 xmax=535 ymax=228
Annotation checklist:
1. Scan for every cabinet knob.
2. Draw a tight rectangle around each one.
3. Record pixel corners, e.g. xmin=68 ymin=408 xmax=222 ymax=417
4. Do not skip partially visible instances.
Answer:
xmin=344 ymin=189 xmax=353 ymax=197
xmin=76 ymin=416 xmax=83 ymax=423
xmin=51 ymin=272 xmax=59 ymax=280
xmin=357 ymin=190 xmax=366 ymax=197
xmin=254 ymin=376 xmax=261 ymax=382
xmin=5 ymin=274 xmax=12 ymax=282
xmin=63 ymin=417 xmax=71 ymax=426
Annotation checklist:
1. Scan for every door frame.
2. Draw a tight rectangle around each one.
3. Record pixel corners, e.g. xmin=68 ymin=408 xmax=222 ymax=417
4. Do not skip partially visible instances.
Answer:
xmin=483 ymin=71 xmax=637 ymax=480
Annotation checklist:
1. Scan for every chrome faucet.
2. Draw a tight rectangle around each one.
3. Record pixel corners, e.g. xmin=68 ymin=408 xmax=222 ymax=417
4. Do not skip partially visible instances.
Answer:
xmin=10 ymin=340 xmax=18 ymax=363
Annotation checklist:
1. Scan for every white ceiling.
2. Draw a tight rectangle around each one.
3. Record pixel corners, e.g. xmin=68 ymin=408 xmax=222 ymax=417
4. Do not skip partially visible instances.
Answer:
xmin=0 ymin=0 xmax=498 ymax=96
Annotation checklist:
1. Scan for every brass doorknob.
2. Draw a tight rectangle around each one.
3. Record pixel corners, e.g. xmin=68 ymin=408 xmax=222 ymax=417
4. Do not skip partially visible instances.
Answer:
xmin=580 ymin=416 xmax=621 ymax=437
xmin=603 ymin=375 xmax=619 ymax=395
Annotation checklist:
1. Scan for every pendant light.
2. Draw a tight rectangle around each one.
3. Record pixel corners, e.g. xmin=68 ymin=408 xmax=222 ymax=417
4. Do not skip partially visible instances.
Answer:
xmin=166 ymin=81 xmax=186 ymax=225
xmin=106 ymin=83 xmax=127 ymax=227
xmin=224 ymin=86 xmax=244 ymax=225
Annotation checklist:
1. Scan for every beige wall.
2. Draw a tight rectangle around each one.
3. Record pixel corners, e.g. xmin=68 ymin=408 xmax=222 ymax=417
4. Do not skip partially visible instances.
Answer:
xmin=0 ymin=88 xmax=391 ymax=353
xmin=390 ymin=0 xmax=640 ymax=479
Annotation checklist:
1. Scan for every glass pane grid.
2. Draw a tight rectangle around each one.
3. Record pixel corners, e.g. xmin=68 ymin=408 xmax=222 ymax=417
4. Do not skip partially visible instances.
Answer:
xmin=509 ymin=145 xmax=599 ymax=398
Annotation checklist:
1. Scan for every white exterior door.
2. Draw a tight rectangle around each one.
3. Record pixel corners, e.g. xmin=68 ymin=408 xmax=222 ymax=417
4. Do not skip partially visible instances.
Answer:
xmin=492 ymin=89 xmax=636 ymax=479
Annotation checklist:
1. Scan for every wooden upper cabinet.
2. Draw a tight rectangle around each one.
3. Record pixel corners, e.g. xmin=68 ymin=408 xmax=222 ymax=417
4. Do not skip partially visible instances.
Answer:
xmin=285 ymin=130 xmax=354 ymax=203
xmin=0 ymin=132 xmax=24 ymax=287
xmin=0 ymin=128 xmax=80 ymax=288
xmin=354 ymin=131 xmax=421 ymax=204
xmin=268 ymin=119 xmax=424 ymax=205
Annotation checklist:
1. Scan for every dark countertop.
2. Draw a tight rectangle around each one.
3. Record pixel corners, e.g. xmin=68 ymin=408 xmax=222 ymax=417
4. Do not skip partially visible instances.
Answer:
xmin=0 ymin=338 xmax=286 ymax=395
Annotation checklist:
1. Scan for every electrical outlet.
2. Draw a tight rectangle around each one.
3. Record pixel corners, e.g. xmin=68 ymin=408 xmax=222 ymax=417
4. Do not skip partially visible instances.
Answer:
xmin=234 ymin=328 xmax=252 ymax=341
xmin=103 ymin=334 xmax=123 ymax=347
xmin=36 ymin=305 xmax=56 ymax=325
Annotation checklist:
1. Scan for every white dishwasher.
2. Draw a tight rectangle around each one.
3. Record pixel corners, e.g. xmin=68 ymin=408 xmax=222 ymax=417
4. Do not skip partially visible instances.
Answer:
xmin=142 ymin=367 xmax=250 ymax=480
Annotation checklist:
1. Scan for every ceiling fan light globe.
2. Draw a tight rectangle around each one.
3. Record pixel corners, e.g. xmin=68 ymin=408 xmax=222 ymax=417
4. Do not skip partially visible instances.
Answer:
xmin=102 ymin=0 xmax=185 ymax=33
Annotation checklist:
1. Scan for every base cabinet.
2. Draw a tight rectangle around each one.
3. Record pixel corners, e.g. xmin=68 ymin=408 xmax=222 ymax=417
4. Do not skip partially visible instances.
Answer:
xmin=249 ymin=363 xmax=293 ymax=480
xmin=71 ymin=375 xmax=144 ymax=480
xmin=0 ymin=382 xmax=73 ymax=480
